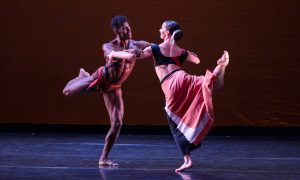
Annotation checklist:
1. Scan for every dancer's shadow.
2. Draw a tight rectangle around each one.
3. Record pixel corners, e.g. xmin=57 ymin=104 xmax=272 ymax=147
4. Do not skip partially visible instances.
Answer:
xmin=176 ymin=171 xmax=192 ymax=180
xmin=176 ymin=171 xmax=228 ymax=180
xmin=98 ymin=166 xmax=119 ymax=180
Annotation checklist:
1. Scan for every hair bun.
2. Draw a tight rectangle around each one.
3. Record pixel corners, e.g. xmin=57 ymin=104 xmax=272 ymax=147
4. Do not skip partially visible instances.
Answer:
xmin=172 ymin=29 xmax=183 ymax=41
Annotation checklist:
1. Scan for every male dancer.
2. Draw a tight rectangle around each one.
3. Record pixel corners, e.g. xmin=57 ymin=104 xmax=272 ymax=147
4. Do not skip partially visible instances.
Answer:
xmin=63 ymin=15 xmax=150 ymax=166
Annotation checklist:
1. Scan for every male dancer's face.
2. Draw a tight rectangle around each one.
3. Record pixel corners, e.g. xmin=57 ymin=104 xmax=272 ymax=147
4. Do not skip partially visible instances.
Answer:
xmin=116 ymin=22 xmax=132 ymax=40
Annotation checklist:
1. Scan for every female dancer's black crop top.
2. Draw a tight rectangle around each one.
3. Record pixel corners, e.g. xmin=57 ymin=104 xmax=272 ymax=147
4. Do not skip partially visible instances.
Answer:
xmin=151 ymin=44 xmax=188 ymax=67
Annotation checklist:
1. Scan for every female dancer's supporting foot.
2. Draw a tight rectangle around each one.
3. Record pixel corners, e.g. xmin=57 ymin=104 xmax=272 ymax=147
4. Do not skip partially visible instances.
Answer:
xmin=175 ymin=154 xmax=192 ymax=172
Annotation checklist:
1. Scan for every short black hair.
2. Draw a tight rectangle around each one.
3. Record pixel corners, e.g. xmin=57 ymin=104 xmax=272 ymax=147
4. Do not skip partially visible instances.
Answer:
xmin=111 ymin=15 xmax=128 ymax=32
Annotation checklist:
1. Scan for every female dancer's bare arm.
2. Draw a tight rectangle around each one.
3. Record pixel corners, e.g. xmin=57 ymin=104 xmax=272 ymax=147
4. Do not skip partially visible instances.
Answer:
xmin=134 ymin=46 xmax=153 ymax=59
xmin=186 ymin=51 xmax=200 ymax=64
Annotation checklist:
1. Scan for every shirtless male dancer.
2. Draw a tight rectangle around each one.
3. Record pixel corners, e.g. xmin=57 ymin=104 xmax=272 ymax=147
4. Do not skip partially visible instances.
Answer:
xmin=63 ymin=15 xmax=150 ymax=166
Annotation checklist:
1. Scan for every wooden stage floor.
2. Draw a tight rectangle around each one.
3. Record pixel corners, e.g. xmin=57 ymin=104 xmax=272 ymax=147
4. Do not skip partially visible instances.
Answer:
xmin=0 ymin=133 xmax=299 ymax=179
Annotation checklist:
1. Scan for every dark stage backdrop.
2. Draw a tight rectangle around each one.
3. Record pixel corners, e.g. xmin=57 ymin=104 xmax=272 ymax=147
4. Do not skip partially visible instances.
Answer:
xmin=0 ymin=0 xmax=299 ymax=126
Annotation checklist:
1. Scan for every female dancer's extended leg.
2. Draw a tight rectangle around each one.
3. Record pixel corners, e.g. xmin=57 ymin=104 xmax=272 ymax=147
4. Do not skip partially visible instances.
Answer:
xmin=213 ymin=51 xmax=229 ymax=89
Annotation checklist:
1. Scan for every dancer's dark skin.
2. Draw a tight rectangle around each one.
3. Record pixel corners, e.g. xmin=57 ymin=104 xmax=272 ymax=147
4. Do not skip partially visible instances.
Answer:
xmin=63 ymin=16 xmax=150 ymax=166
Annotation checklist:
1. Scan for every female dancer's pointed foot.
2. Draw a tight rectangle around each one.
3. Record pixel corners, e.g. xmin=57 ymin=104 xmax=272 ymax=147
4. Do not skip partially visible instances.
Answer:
xmin=79 ymin=68 xmax=90 ymax=78
xmin=217 ymin=51 xmax=229 ymax=67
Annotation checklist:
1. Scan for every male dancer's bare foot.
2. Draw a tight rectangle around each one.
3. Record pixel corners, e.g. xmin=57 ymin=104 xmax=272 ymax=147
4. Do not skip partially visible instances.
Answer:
xmin=99 ymin=159 xmax=119 ymax=167
xmin=79 ymin=68 xmax=90 ymax=78
xmin=217 ymin=51 xmax=229 ymax=67
xmin=175 ymin=155 xmax=192 ymax=172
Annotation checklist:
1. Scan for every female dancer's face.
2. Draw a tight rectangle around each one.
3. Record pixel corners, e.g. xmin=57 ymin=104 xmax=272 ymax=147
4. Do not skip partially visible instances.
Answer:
xmin=159 ymin=22 xmax=169 ymax=40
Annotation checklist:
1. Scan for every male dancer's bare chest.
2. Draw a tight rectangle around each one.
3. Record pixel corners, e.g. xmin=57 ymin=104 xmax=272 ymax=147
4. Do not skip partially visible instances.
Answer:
xmin=110 ymin=43 xmax=138 ymax=68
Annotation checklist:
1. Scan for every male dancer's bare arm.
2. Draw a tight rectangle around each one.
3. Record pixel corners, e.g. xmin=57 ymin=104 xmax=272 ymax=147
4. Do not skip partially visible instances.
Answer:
xmin=104 ymin=40 xmax=152 ymax=60
xmin=124 ymin=40 xmax=151 ymax=59
xmin=102 ymin=43 xmax=113 ymax=58
xmin=102 ymin=43 xmax=135 ymax=60
xmin=108 ymin=50 xmax=135 ymax=60
xmin=119 ymin=46 xmax=153 ymax=59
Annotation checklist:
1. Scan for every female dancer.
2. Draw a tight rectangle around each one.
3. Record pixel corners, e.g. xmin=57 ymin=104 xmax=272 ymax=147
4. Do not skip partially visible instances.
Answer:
xmin=121 ymin=20 xmax=229 ymax=172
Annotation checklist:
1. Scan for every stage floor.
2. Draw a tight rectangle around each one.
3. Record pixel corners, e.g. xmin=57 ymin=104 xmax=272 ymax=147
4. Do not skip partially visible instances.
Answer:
xmin=0 ymin=133 xmax=299 ymax=179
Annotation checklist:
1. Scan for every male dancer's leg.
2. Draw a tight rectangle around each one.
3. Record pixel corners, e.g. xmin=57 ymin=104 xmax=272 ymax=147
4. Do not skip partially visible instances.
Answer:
xmin=63 ymin=68 xmax=93 ymax=96
xmin=99 ymin=89 xmax=124 ymax=166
